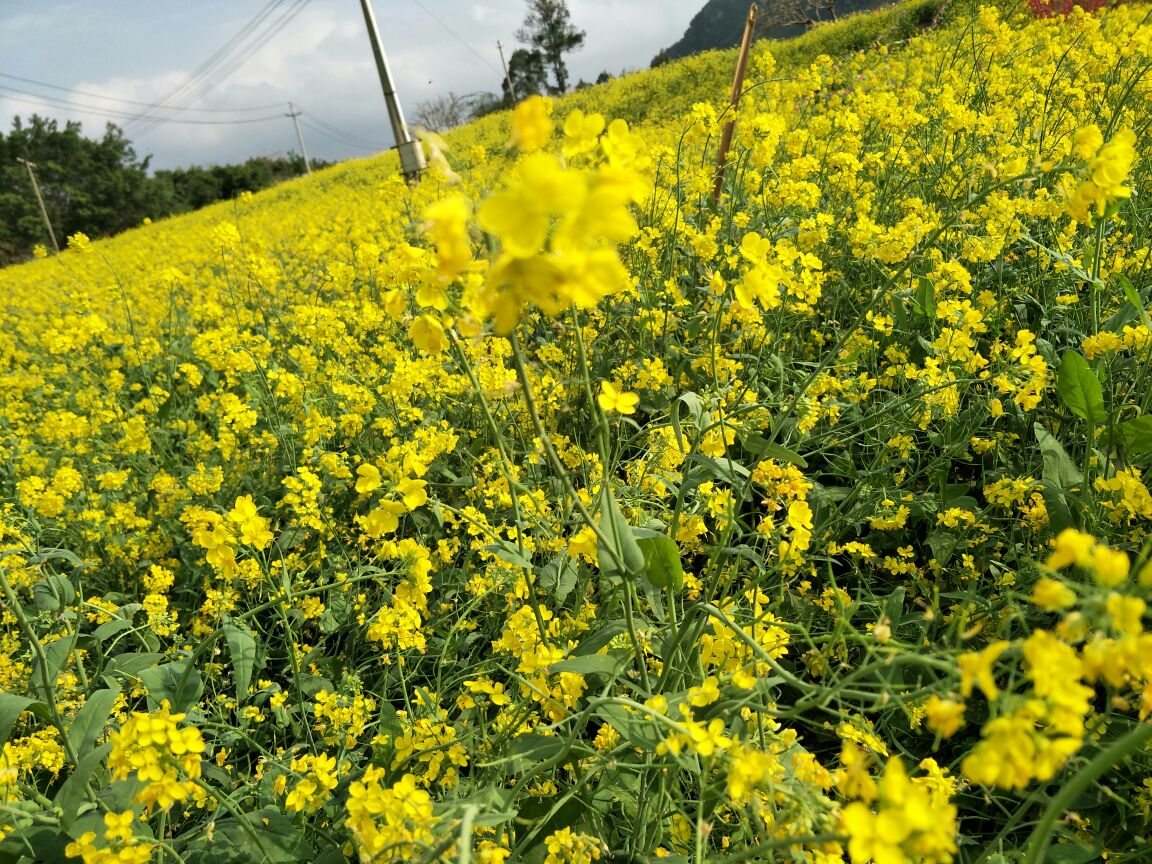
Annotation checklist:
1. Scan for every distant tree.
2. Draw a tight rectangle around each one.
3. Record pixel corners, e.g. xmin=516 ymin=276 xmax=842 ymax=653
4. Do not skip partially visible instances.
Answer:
xmin=515 ymin=0 xmax=586 ymax=95
xmin=0 ymin=116 xmax=324 ymax=267
xmin=595 ymin=70 xmax=613 ymax=85
xmin=414 ymin=92 xmax=477 ymax=132
xmin=765 ymin=0 xmax=839 ymax=29
xmin=469 ymin=92 xmax=506 ymax=120
xmin=504 ymin=48 xmax=550 ymax=104
xmin=0 ymin=115 xmax=154 ymax=265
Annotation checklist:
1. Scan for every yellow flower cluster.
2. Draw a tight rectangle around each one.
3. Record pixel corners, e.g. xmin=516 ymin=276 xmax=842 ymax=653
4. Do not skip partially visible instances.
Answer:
xmin=106 ymin=703 xmax=206 ymax=811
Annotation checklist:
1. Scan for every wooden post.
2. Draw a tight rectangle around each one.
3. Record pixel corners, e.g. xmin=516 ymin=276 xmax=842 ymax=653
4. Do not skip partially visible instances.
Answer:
xmin=712 ymin=3 xmax=758 ymax=203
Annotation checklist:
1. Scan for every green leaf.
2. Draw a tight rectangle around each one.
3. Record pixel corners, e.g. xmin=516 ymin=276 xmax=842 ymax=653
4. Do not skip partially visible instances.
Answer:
xmin=223 ymin=620 xmax=258 ymax=705
xmin=55 ymin=742 xmax=111 ymax=829
xmin=1117 ymin=416 xmax=1152 ymax=455
xmin=913 ymin=275 xmax=936 ymax=319
xmin=30 ymin=637 xmax=76 ymax=702
xmin=0 ymin=694 xmax=46 ymax=745
xmin=484 ymin=540 xmax=533 ymax=570
xmin=550 ymin=654 xmax=621 ymax=676
xmin=741 ymin=435 xmax=809 ymax=468
xmin=571 ymin=621 xmax=628 ymax=656
xmin=597 ymin=488 xmax=645 ymax=581
xmin=1035 ymin=423 xmax=1083 ymax=490
xmin=138 ymin=661 xmax=204 ymax=713
xmin=33 ymin=571 xmax=76 ymax=611
xmin=67 ymin=685 xmax=120 ymax=757
xmin=635 ymin=535 xmax=684 ymax=590
xmin=177 ymin=806 xmax=309 ymax=864
xmin=1044 ymin=842 xmax=1100 ymax=864
xmin=538 ymin=555 xmax=578 ymax=605
xmin=1057 ymin=351 xmax=1105 ymax=425
xmin=91 ymin=618 xmax=134 ymax=644
xmin=1117 ymin=273 xmax=1152 ymax=329
xmin=685 ymin=454 xmax=750 ymax=485
xmin=0 ymin=826 xmax=71 ymax=863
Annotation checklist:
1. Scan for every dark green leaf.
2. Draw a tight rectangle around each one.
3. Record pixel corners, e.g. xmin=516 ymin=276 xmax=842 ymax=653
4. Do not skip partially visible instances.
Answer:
xmin=1057 ymin=351 xmax=1104 ymax=425
xmin=1117 ymin=416 xmax=1152 ymax=455
xmin=550 ymin=654 xmax=621 ymax=676
xmin=635 ymin=535 xmax=684 ymax=590
xmin=67 ymin=685 xmax=120 ymax=757
xmin=30 ymin=637 xmax=76 ymax=702
xmin=597 ymin=488 xmax=645 ymax=580
xmin=0 ymin=694 xmax=45 ymax=745
xmin=139 ymin=661 xmax=204 ymax=713
xmin=485 ymin=541 xmax=533 ymax=570
xmin=91 ymin=618 xmax=134 ymax=644
xmin=55 ymin=742 xmax=111 ymax=829
xmin=223 ymin=620 xmax=258 ymax=705
xmin=1035 ymin=423 xmax=1083 ymax=490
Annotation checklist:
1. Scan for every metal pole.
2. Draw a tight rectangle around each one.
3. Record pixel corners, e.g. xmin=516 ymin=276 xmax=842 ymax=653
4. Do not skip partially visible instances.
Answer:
xmin=497 ymin=40 xmax=517 ymax=103
xmin=358 ymin=0 xmax=425 ymax=180
xmin=17 ymin=157 xmax=59 ymax=252
xmin=286 ymin=102 xmax=313 ymax=174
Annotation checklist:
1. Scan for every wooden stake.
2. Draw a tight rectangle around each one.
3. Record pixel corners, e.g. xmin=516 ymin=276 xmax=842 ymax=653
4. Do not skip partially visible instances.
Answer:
xmin=712 ymin=3 xmax=758 ymax=203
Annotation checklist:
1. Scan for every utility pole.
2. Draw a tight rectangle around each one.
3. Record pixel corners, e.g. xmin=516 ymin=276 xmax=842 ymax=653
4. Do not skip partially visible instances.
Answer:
xmin=286 ymin=102 xmax=313 ymax=174
xmin=497 ymin=40 xmax=517 ymax=103
xmin=16 ymin=157 xmax=59 ymax=253
xmin=357 ymin=0 xmax=425 ymax=181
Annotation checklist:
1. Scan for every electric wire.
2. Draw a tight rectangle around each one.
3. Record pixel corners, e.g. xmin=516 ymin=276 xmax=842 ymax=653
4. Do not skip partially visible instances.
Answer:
xmin=0 ymin=72 xmax=284 ymax=113
xmin=407 ymin=0 xmax=503 ymax=75
xmin=0 ymin=86 xmax=285 ymax=126
xmin=299 ymin=117 xmax=383 ymax=152
xmin=301 ymin=113 xmax=387 ymax=150
xmin=123 ymin=0 xmax=287 ymax=134
xmin=129 ymin=0 xmax=316 ymax=138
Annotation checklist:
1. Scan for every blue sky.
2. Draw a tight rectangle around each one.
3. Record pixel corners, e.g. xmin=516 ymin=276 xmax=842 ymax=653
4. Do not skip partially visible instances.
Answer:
xmin=0 ymin=0 xmax=702 ymax=170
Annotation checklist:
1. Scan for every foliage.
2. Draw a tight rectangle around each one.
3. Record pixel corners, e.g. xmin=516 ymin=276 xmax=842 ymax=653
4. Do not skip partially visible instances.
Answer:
xmin=414 ymin=93 xmax=486 ymax=133
xmin=516 ymin=0 xmax=587 ymax=94
xmin=0 ymin=117 xmax=317 ymax=267
xmin=2 ymin=3 xmax=1152 ymax=864
xmin=505 ymin=47 xmax=551 ymax=103
xmin=0 ymin=116 xmax=153 ymax=266
xmin=651 ymin=0 xmax=899 ymax=66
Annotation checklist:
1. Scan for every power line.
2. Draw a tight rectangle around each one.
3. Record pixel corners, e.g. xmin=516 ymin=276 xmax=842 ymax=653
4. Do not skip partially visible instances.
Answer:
xmin=302 ymin=113 xmax=387 ymax=150
xmin=407 ymin=0 xmax=503 ymax=75
xmin=129 ymin=0 xmax=316 ymax=138
xmin=0 ymin=72 xmax=284 ymax=113
xmin=0 ymin=86 xmax=286 ymax=126
xmin=123 ymin=0 xmax=287 ymax=134
xmin=299 ymin=118 xmax=382 ymax=152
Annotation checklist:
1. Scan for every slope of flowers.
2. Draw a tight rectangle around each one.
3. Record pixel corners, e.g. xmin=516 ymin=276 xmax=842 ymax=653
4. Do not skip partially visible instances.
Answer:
xmin=1 ymin=3 xmax=1151 ymax=864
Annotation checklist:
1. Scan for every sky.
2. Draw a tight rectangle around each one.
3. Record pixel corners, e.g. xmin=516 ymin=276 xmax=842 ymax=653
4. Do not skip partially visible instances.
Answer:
xmin=0 ymin=0 xmax=703 ymax=170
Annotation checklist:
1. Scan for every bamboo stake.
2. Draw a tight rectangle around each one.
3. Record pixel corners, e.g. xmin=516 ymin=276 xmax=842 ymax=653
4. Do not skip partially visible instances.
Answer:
xmin=712 ymin=3 xmax=758 ymax=202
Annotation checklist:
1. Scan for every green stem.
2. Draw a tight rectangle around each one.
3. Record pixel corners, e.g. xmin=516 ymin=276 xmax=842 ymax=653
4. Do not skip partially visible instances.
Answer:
xmin=1021 ymin=721 xmax=1152 ymax=864
xmin=0 ymin=566 xmax=81 ymax=770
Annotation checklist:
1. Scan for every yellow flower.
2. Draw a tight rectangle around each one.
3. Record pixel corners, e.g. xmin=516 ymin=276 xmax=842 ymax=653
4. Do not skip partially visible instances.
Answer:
xmin=924 ymin=696 xmax=966 ymax=738
xmin=422 ymin=194 xmax=472 ymax=280
xmin=409 ymin=314 xmax=448 ymax=355
xmin=510 ymin=94 xmax=554 ymax=152
xmin=597 ymin=381 xmax=639 ymax=415
xmin=562 ymin=109 xmax=605 ymax=159
xmin=1032 ymin=577 xmax=1077 ymax=611
xmin=957 ymin=640 xmax=1010 ymax=701
xmin=355 ymin=463 xmax=382 ymax=495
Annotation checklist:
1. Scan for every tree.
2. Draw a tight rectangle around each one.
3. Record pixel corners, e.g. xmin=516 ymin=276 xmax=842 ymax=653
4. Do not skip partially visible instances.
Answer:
xmin=515 ymin=0 xmax=586 ymax=95
xmin=414 ymin=92 xmax=477 ymax=132
xmin=0 ymin=116 xmax=155 ymax=265
xmin=504 ymin=48 xmax=550 ymax=104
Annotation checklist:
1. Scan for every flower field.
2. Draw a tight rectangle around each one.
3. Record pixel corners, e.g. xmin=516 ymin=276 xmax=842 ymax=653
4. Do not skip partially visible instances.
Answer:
xmin=2 ymin=1 xmax=1152 ymax=861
